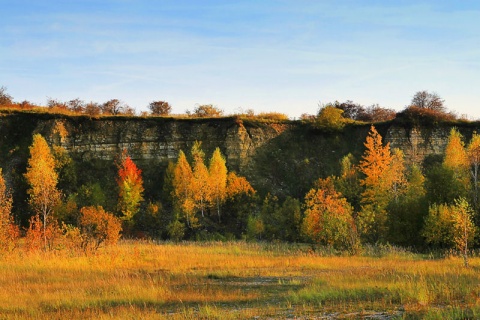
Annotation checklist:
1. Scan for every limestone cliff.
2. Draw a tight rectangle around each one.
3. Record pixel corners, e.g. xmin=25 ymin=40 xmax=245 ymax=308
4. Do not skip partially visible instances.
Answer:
xmin=1 ymin=111 xmax=479 ymax=201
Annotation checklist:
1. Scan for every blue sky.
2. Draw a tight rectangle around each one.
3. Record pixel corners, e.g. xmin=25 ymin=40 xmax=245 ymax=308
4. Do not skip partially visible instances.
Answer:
xmin=2 ymin=0 xmax=480 ymax=119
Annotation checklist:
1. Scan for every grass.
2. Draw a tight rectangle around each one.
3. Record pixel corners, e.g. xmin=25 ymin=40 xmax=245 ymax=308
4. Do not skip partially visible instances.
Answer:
xmin=0 ymin=241 xmax=479 ymax=319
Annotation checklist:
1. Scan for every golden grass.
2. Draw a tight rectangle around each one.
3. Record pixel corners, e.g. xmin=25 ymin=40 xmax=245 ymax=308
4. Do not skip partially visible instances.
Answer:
xmin=0 ymin=241 xmax=479 ymax=319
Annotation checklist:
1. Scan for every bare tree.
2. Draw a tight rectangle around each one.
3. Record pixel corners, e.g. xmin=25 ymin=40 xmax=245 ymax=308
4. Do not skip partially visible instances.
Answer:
xmin=0 ymin=86 xmax=13 ymax=105
xmin=101 ymin=99 xmax=128 ymax=115
xmin=84 ymin=102 xmax=101 ymax=115
xmin=67 ymin=98 xmax=85 ymax=113
xmin=148 ymin=101 xmax=172 ymax=115
xmin=410 ymin=90 xmax=445 ymax=112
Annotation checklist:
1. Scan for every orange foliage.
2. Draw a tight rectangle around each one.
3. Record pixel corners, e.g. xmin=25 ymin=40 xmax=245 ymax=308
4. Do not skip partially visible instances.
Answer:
xmin=0 ymin=169 xmax=18 ymax=252
xmin=79 ymin=206 xmax=122 ymax=253
xmin=226 ymin=172 xmax=255 ymax=198
xmin=303 ymin=179 xmax=356 ymax=249
xmin=117 ymin=151 xmax=144 ymax=222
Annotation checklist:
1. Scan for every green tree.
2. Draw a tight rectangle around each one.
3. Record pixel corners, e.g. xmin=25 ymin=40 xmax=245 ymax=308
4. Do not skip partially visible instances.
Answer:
xmin=423 ymin=198 xmax=476 ymax=266
xmin=24 ymin=134 xmax=61 ymax=250
xmin=316 ymin=106 xmax=348 ymax=131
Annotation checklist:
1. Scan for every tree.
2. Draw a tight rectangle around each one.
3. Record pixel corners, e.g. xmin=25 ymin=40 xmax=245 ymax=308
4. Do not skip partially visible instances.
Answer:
xmin=192 ymin=104 xmax=223 ymax=118
xmin=79 ymin=206 xmax=122 ymax=253
xmin=191 ymin=142 xmax=211 ymax=218
xmin=148 ymin=101 xmax=172 ymax=115
xmin=172 ymin=150 xmax=196 ymax=227
xmin=302 ymin=178 xmax=357 ymax=250
xmin=467 ymin=132 xmax=480 ymax=210
xmin=0 ymin=86 xmax=13 ymax=105
xmin=0 ymin=169 xmax=18 ymax=252
xmin=101 ymin=99 xmax=127 ymax=115
xmin=316 ymin=106 xmax=348 ymax=131
xmin=24 ymin=134 xmax=61 ymax=250
xmin=423 ymin=198 xmax=476 ymax=267
xmin=84 ymin=102 xmax=101 ymax=115
xmin=410 ymin=90 xmax=445 ymax=112
xmin=443 ymin=128 xmax=470 ymax=200
xmin=209 ymin=148 xmax=228 ymax=222
xmin=116 ymin=151 xmax=144 ymax=224
xmin=67 ymin=98 xmax=85 ymax=113
xmin=358 ymin=126 xmax=405 ymax=241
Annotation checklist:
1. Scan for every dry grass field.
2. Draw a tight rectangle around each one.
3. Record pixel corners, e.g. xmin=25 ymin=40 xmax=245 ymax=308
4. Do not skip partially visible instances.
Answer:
xmin=0 ymin=241 xmax=479 ymax=319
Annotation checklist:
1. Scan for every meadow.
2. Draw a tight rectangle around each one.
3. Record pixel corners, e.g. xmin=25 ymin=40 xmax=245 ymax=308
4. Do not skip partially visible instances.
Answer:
xmin=0 ymin=241 xmax=479 ymax=319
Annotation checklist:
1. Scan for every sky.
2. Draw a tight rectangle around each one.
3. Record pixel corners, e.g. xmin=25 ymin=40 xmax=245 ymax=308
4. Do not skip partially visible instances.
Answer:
xmin=1 ymin=0 xmax=480 ymax=119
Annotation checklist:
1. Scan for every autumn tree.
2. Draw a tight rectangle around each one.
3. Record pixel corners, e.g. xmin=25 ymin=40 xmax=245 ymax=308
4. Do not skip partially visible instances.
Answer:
xmin=191 ymin=104 xmax=223 ymax=118
xmin=148 ymin=100 xmax=172 ymax=115
xmin=302 ymin=178 xmax=357 ymax=251
xmin=116 ymin=151 xmax=144 ymax=225
xmin=209 ymin=148 xmax=227 ymax=222
xmin=24 ymin=134 xmax=61 ymax=250
xmin=410 ymin=90 xmax=445 ymax=112
xmin=443 ymin=128 xmax=470 ymax=199
xmin=467 ymin=132 xmax=480 ymax=210
xmin=172 ymin=150 xmax=196 ymax=227
xmin=78 ymin=206 xmax=122 ymax=253
xmin=0 ymin=169 xmax=18 ymax=252
xmin=358 ymin=126 xmax=405 ymax=241
xmin=191 ymin=142 xmax=211 ymax=218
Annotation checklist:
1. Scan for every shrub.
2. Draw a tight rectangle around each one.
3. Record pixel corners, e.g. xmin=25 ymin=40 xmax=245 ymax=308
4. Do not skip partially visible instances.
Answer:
xmin=78 ymin=206 xmax=122 ymax=253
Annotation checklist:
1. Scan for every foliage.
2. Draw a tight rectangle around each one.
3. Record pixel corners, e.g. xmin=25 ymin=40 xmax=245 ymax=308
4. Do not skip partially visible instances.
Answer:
xmin=191 ymin=104 xmax=223 ymax=118
xmin=0 ymin=169 xmax=19 ymax=252
xmin=255 ymin=112 xmax=289 ymax=121
xmin=423 ymin=199 xmax=476 ymax=259
xmin=148 ymin=100 xmax=172 ymax=115
xmin=172 ymin=150 xmax=196 ymax=228
xmin=358 ymin=126 xmax=405 ymax=241
xmin=24 ymin=134 xmax=61 ymax=250
xmin=116 ymin=151 xmax=144 ymax=224
xmin=208 ymin=147 xmax=227 ymax=221
xmin=191 ymin=141 xmax=211 ymax=218
xmin=315 ymin=106 xmax=348 ymax=131
xmin=78 ymin=206 xmax=122 ymax=253
xmin=302 ymin=178 xmax=357 ymax=250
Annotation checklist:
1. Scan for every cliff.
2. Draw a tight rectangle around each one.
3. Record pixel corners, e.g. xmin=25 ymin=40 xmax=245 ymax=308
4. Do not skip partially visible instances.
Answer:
xmin=1 ymin=110 xmax=479 ymax=202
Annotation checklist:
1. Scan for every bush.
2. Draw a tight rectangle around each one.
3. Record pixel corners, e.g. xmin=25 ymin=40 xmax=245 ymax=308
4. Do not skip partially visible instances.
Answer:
xmin=78 ymin=206 xmax=122 ymax=253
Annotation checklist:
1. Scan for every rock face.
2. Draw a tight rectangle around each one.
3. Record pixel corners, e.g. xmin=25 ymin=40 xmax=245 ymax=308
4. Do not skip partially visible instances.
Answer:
xmin=1 ymin=111 xmax=479 ymax=179
xmin=19 ymin=115 xmax=290 ymax=171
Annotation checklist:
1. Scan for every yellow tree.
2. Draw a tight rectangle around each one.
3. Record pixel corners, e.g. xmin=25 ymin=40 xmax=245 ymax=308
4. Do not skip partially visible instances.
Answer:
xmin=467 ymin=132 xmax=480 ymax=209
xmin=358 ymin=126 xmax=403 ymax=241
xmin=24 ymin=134 xmax=61 ymax=250
xmin=443 ymin=128 xmax=470 ymax=202
xmin=0 ymin=168 xmax=18 ymax=252
xmin=226 ymin=172 xmax=255 ymax=198
xmin=209 ymin=148 xmax=227 ymax=222
xmin=172 ymin=150 xmax=196 ymax=227
xmin=191 ymin=142 xmax=211 ymax=218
